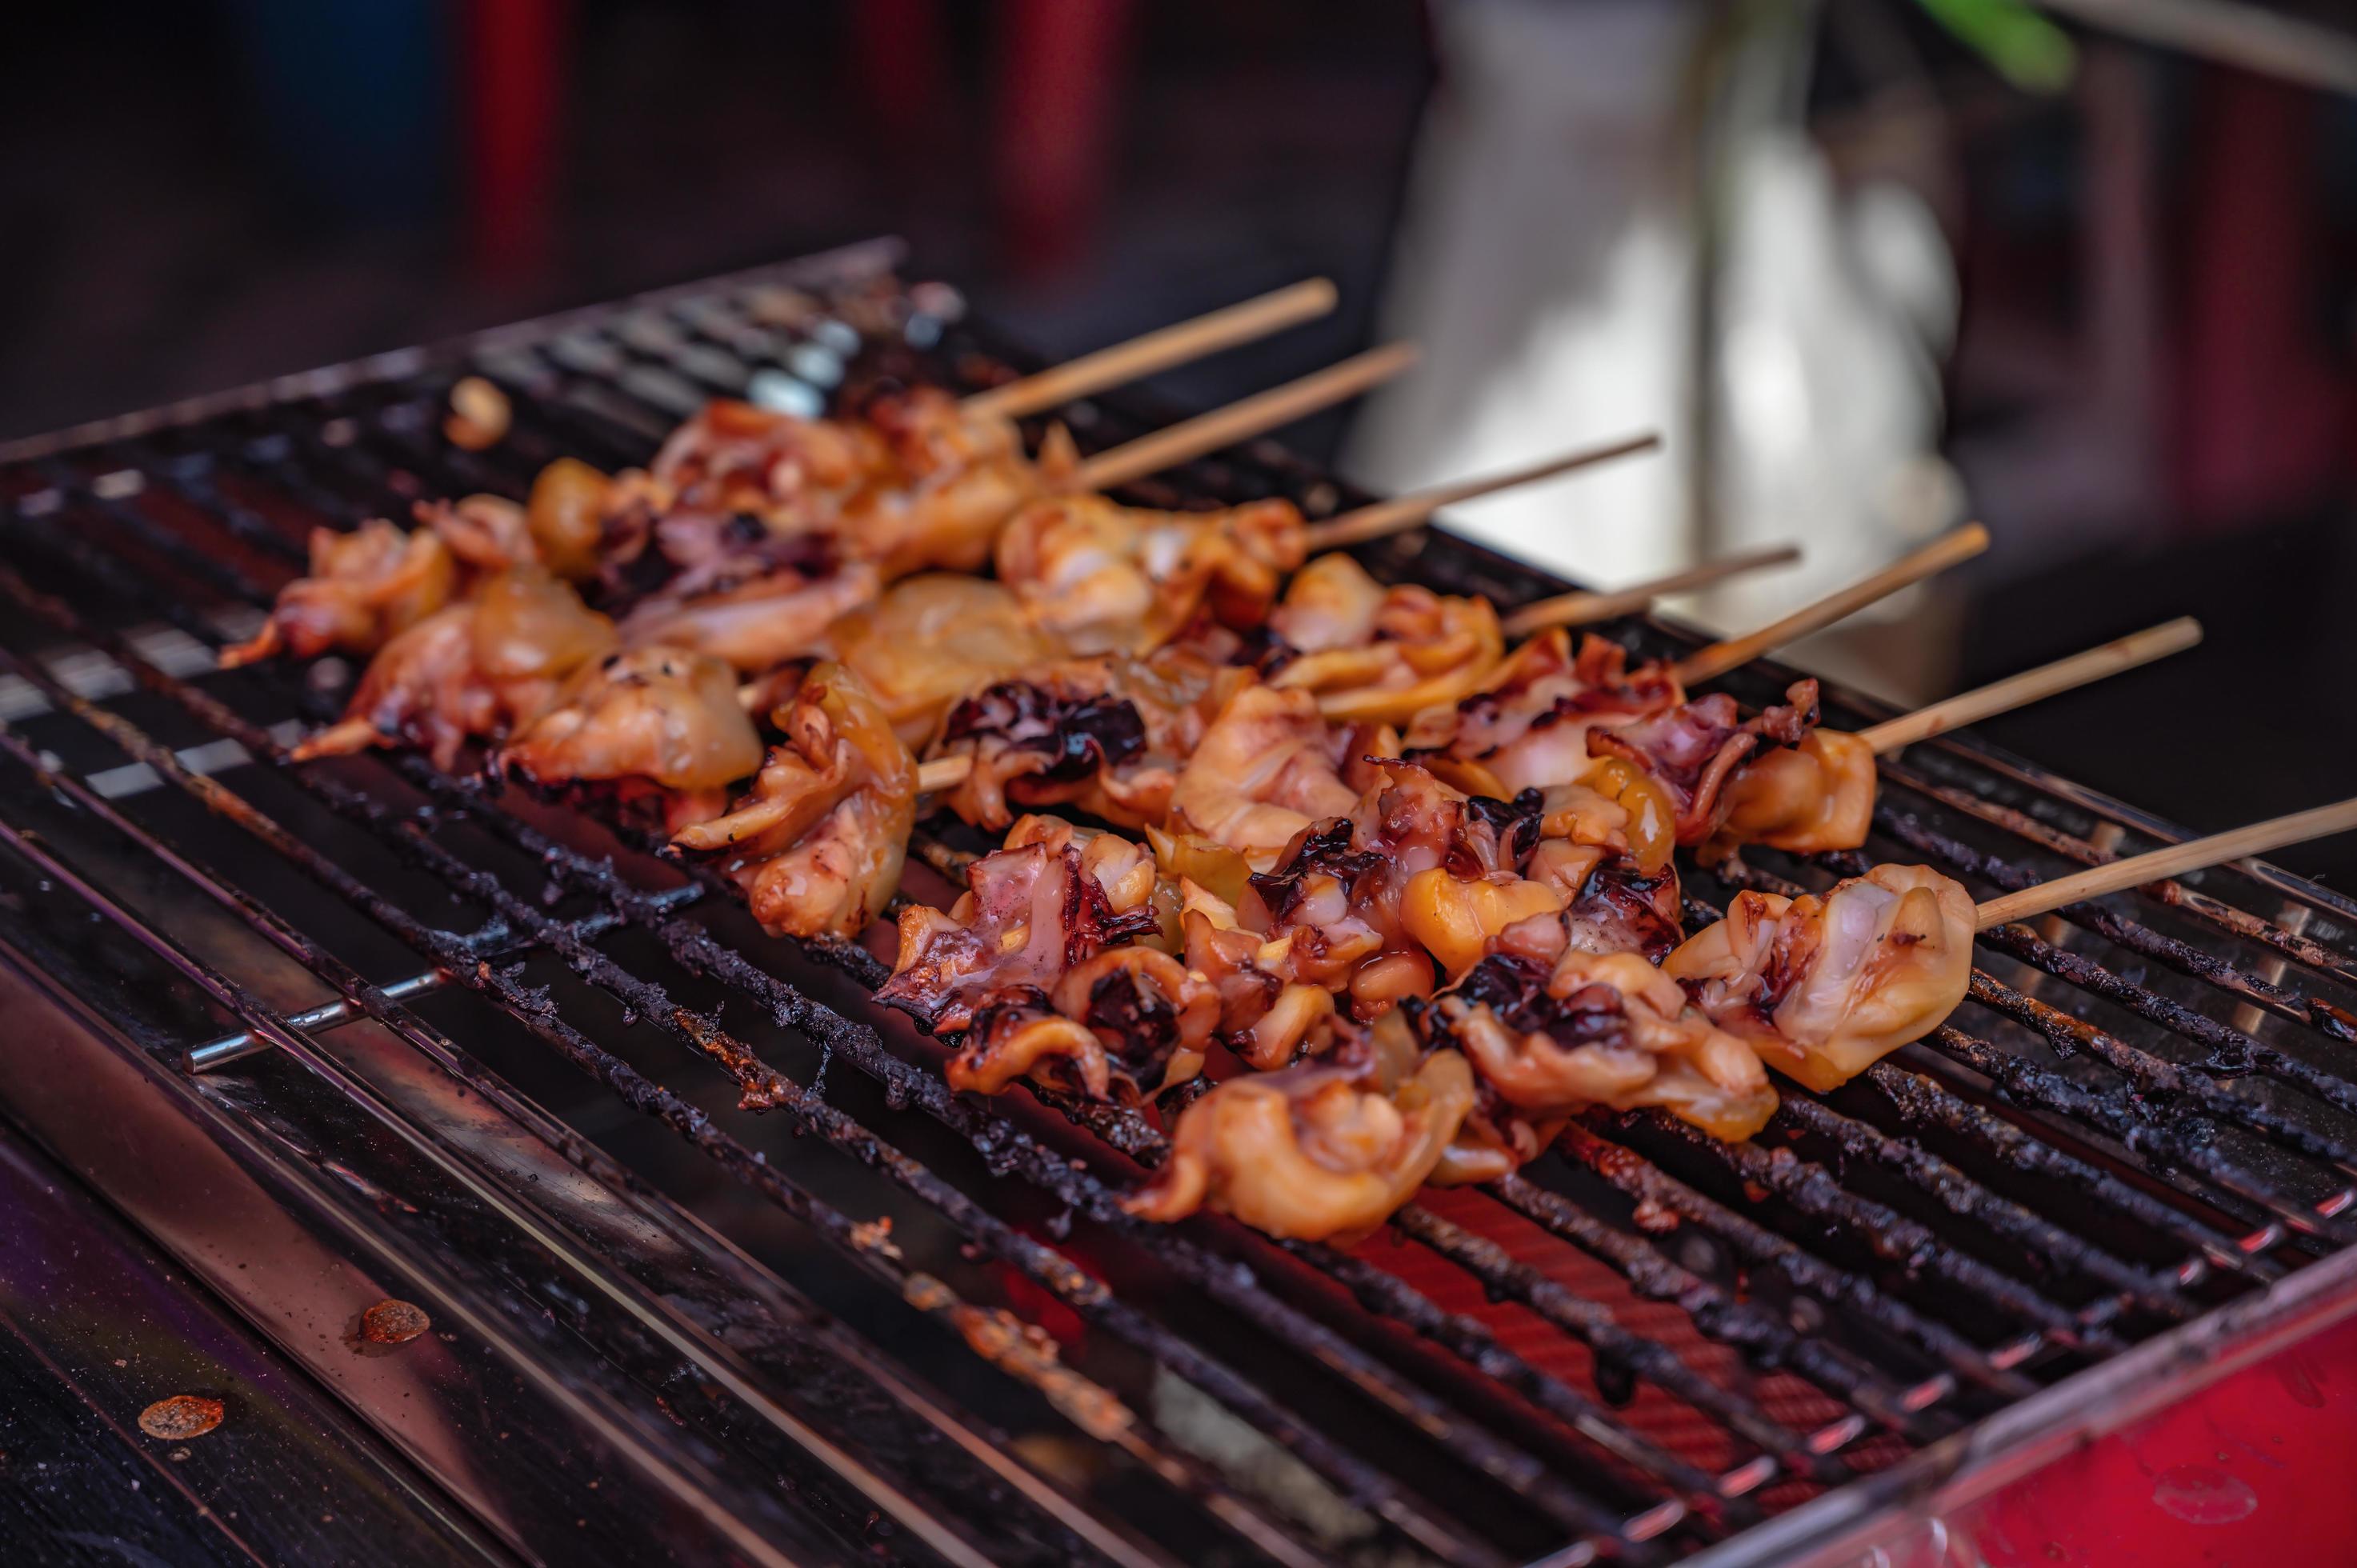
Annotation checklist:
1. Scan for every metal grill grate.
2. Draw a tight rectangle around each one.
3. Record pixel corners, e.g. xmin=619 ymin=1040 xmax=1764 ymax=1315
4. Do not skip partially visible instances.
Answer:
xmin=2 ymin=240 xmax=2355 ymax=1567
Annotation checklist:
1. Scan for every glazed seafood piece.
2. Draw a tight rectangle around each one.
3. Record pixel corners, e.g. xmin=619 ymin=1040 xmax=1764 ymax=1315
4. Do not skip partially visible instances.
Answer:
xmin=1165 ymin=682 xmax=1381 ymax=869
xmin=1417 ymin=941 xmax=1779 ymax=1145
xmin=221 ymin=518 xmax=459 ymax=668
xmin=1663 ymin=863 xmax=1976 ymax=1092
xmin=928 ymin=646 xmax=1251 ymax=831
xmin=616 ymin=535 xmax=882 ymax=674
xmin=991 ymin=491 xmax=1308 ymax=655
xmin=1122 ymin=1036 xmax=1478 ymax=1243
xmin=875 ymin=814 xmax=1166 ymax=1036
xmin=495 ymin=645 xmax=764 ymax=834
xmin=670 ymin=663 xmax=918 ymax=939
xmin=1260 ymin=553 xmax=1506 ymax=726
xmin=946 ymin=946 xmax=1219 ymax=1104
xmin=825 ymin=575 xmax=1066 ymax=748
xmin=290 ymin=566 xmax=618 ymax=770
xmin=1400 ymin=630 xmax=1687 ymax=798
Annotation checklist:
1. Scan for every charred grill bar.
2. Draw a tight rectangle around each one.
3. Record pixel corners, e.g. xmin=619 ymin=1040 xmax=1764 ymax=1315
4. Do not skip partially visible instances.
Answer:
xmin=2 ymin=242 xmax=2354 ymax=1566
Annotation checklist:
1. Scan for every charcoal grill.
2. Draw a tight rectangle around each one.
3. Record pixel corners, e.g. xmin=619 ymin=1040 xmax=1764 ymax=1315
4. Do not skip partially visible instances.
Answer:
xmin=3 ymin=238 xmax=2355 ymax=1566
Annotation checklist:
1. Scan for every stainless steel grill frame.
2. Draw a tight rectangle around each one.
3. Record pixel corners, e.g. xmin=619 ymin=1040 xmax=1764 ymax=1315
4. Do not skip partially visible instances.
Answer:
xmin=2 ymin=238 xmax=2354 ymax=1566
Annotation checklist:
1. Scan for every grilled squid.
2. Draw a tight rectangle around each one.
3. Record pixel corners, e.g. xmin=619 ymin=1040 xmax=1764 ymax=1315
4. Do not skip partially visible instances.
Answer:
xmin=1663 ymin=864 xmax=1975 ymax=1092
xmin=290 ymin=566 xmax=617 ymax=769
xmin=826 ymin=575 xmax=1065 ymax=747
xmin=646 ymin=396 xmax=885 ymax=537
xmin=1166 ymin=683 xmax=1373 ymax=868
xmin=1401 ymin=631 xmax=1685 ymax=798
xmin=1264 ymin=553 xmax=1506 ymax=726
xmin=931 ymin=647 xmax=1250 ymax=831
xmin=671 ymin=663 xmax=917 ymax=939
xmin=496 ymin=646 xmax=763 ymax=832
xmin=1122 ymin=1046 xmax=1477 ymax=1243
xmin=993 ymin=494 xmax=1309 ymax=655
xmin=617 ymin=542 xmax=882 ymax=674
xmin=876 ymin=816 xmax=1164 ymax=1034
xmin=836 ymin=393 xmax=1076 ymax=581
xmin=222 ymin=519 xmax=458 ymax=668
xmin=1421 ymin=945 xmax=1779 ymax=1144
xmin=1587 ymin=680 xmax=1822 ymax=846
xmin=1707 ymin=729 xmax=1878 ymax=858
xmin=947 ymin=946 xmax=1218 ymax=1102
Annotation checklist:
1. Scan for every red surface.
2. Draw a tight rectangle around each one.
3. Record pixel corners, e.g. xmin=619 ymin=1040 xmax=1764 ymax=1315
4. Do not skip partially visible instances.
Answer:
xmin=461 ymin=0 xmax=568 ymax=285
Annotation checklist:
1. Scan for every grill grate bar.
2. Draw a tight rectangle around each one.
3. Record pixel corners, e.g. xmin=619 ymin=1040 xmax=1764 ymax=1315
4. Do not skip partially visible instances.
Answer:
xmin=0 ymin=594 xmax=1507 ymax=1568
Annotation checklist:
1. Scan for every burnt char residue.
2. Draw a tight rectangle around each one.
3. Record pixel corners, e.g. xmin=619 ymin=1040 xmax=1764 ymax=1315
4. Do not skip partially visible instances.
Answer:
xmin=1085 ymin=968 xmax=1182 ymax=1082
xmin=1231 ymin=625 xmax=1301 ymax=678
xmin=945 ymin=683 xmax=1148 ymax=780
xmin=1452 ymin=954 xmax=1631 ymax=1054
xmin=1062 ymin=850 xmax=1164 ymax=963
xmin=1462 ymin=787 xmax=1547 ymax=872
xmin=1247 ymin=818 xmax=1385 ymax=921
xmin=1568 ymin=859 xmax=1685 ymax=963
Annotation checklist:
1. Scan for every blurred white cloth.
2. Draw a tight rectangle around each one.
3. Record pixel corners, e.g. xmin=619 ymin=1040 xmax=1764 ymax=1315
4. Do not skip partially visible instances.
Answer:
xmin=1347 ymin=0 xmax=1959 ymax=644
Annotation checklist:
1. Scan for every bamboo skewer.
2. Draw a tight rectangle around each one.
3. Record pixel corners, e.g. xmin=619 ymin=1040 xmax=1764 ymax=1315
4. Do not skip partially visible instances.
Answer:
xmin=1502 ymin=544 xmax=1802 ymax=639
xmin=962 ymin=278 xmax=1339 ymax=422
xmin=917 ymin=756 xmax=970 ymax=794
xmin=1975 ymin=797 xmax=2357 ymax=931
xmin=1070 ymin=343 xmax=1420 ymax=493
xmin=1859 ymin=616 xmax=2202 ymax=755
xmin=1675 ymin=522 xmax=1991 ymax=687
xmin=1301 ymin=433 xmax=1662 ymax=552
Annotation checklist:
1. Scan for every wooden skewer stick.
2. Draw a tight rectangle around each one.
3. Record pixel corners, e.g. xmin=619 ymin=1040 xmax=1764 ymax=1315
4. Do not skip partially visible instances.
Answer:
xmin=1302 ymin=433 xmax=1662 ymax=553
xmin=1975 ymin=796 xmax=2357 ymax=931
xmin=1675 ymin=522 xmax=1991 ymax=687
xmin=1501 ymin=543 xmax=1802 ymax=639
xmin=1859 ymin=616 xmax=2202 ymax=755
xmin=918 ymin=756 xmax=970 ymax=794
xmin=962 ymin=278 xmax=1339 ymax=422
xmin=1070 ymin=342 xmax=1420 ymax=494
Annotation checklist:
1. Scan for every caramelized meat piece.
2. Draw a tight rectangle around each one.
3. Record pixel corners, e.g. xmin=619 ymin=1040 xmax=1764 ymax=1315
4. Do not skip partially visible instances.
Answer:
xmin=291 ymin=567 xmax=616 ymax=770
xmin=221 ymin=519 xmax=458 ymax=668
xmin=1708 ymin=729 xmax=1877 ymax=858
xmin=933 ymin=646 xmax=1249 ymax=831
xmin=617 ymin=541 xmax=881 ymax=674
xmin=877 ymin=818 xmax=1163 ymax=1033
xmin=837 ymin=391 xmax=1072 ymax=580
xmin=1265 ymin=554 xmax=1505 ymax=725
xmin=1176 ymin=878 xmax=1341 ymax=1070
xmin=498 ymin=646 xmax=763 ymax=833
xmin=1122 ymin=1046 xmax=1476 ymax=1243
xmin=994 ymin=493 xmax=1308 ymax=655
xmin=1422 ymin=948 xmax=1778 ymax=1142
xmin=672 ymin=663 xmax=917 ymax=939
xmin=1167 ymin=684 xmax=1367 ymax=868
xmin=946 ymin=946 xmax=1217 ymax=1102
xmin=826 ymin=574 xmax=1064 ymax=746
xmin=1663 ymin=864 xmax=1975 ymax=1092
xmin=1402 ymin=631 xmax=1685 ymax=797
xmin=1587 ymin=679 xmax=1820 ymax=846
xmin=649 ymin=397 xmax=884 ymax=534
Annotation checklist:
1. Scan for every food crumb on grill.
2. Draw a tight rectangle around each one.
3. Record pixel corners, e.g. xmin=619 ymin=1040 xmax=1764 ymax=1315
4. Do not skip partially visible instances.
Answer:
xmin=848 ymin=1215 xmax=902 ymax=1258
xmin=138 ymin=1395 xmax=224 ymax=1441
xmin=1631 ymin=1197 xmax=1682 ymax=1234
xmin=444 ymin=376 xmax=511 ymax=450
xmin=358 ymin=1298 xmax=431 ymax=1346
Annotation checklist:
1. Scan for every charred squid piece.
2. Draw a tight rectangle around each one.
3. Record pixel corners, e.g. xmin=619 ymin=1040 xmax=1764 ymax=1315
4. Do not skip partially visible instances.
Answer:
xmin=1166 ymin=683 xmax=1372 ymax=869
xmin=290 ymin=566 xmax=617 ymax=770
xmin=616 ymin=536 xmax=882 ymax=675
xmin=838 ymin=390 xmax=1074 ymax=581
xmin=932 ymin=647 xmax=1251 ymax=832
xmin=993 ymin=492 xmax=1309 ymax=656
xmin=1419 ymin=946 xmax=1779 ymax=1144
xmin=1705 ymin=728 xmax=1879 ymax=859
xmin=1176 ymin=878 xmax=1339 ymax=1070
xmin=1264 ymin=553 xmax=1505 ymax=726
xmin=1587 ymin=678 xmax=1821 ymax=846
xmin=221 ymin=519 xmax=458 ymax=668
xmin=648 ymin=396 xmax=886 ymax=535
xmin=876 ymin=816 xmax=1164 ymax=1034
xmin=416 ymin=463 xmax=622 ymax=586
xmin=1663 ymin=863 xmax=1975 ymax=1093
xmin=1400 ymin=630 xmax=1686 ymax=798
xmin=1513 ymin=845 xmax=1688 ymax=965
xmin=1122 ymin=1043 xmax=1477 ymax=1243
xmin=826 ymin=575 xmax=1065 ymax=748
xmin=945 ymin=948 xmax=1219 ymax=1102
xmin=671 ymin=662 xmax=918 ymax=940
xmin=496 ymin=646 xmax=764 ymax=834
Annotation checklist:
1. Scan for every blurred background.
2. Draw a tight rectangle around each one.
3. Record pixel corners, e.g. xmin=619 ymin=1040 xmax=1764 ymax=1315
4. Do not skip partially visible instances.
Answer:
xmin=4 ymin=0 xmax=2354 ymax=879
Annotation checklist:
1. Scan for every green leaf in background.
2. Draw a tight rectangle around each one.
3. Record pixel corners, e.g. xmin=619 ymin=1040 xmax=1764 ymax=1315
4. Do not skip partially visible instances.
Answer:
xmin=1914 ymin=0 xmax=2079 ymax=93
